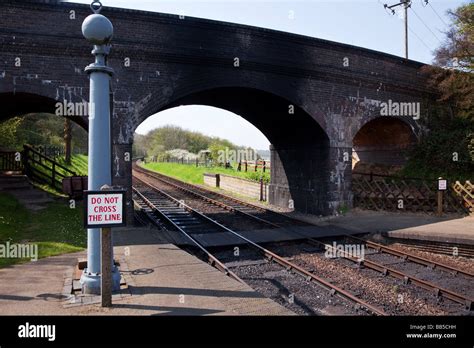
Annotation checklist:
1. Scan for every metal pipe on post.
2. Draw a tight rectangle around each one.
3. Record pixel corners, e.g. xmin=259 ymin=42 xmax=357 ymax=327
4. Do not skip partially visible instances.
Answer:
xmin=80 ymin=1 xmax=120 ymax=295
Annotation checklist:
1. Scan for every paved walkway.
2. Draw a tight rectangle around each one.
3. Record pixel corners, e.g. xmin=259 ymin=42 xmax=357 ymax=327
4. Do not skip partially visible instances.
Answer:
xmin=291 ymin=209 xmax=474 ymax=245
xmin=0 ymin=228 xmax=292 ymax=315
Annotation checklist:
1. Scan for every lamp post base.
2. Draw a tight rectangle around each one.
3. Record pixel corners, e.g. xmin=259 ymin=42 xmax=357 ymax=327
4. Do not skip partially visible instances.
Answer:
xmin=80 ymin=266 xmax=121 ymax=295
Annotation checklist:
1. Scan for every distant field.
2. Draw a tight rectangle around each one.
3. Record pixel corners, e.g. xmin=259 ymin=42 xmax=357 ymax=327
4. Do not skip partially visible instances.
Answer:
xmin=0 ymin=193 xmax=85 ymax=268
xmin=141 ymin=162 xmax=270 ymax=185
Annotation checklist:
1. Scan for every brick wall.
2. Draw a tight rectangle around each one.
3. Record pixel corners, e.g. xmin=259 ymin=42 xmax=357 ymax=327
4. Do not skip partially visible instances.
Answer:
xmin=2 ymin=0 xmax=436 ymax=217
xmin=203 ymin=173 xmax=267 ymax=201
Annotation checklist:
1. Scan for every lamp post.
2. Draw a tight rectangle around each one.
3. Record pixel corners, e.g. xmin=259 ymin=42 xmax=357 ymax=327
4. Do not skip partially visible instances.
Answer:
xmin=80 ymin=1 xmax=121 ymax=294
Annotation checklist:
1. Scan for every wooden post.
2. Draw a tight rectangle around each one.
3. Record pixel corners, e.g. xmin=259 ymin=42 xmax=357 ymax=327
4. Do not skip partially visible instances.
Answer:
xmin=437 ymin=177 xmax=445 ymax=217
xmin=101 ymin=226 xmax=112 ymax=307
xmin=260 ymin=177 xmax=264 ymax=201
xmin=437 ymin=191 xmax=443 ymax=217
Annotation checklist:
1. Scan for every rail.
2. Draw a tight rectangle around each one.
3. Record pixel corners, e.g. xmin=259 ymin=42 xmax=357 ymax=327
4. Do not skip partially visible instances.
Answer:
xmin=133 ymin=172 xmax=386 ymax=315
xmin=134 ymin=164 xmax=474 ymax=310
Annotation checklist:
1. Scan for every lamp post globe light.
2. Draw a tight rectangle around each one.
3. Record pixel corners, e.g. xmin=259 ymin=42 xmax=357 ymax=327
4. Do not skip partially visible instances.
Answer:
xmin=80 ymin=1 xmax=121 ymax=294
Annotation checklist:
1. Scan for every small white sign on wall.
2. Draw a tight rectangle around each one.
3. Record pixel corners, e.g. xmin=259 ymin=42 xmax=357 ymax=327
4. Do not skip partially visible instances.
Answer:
xmin=438 ymin=179 xmax=447 ymax=191
xmin=84 ymin=190 xmax=126 ymax=228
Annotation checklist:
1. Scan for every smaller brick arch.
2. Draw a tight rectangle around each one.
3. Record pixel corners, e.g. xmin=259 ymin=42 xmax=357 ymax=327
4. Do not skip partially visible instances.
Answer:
xmin=352 ymin=116 xmax=417 ymax=167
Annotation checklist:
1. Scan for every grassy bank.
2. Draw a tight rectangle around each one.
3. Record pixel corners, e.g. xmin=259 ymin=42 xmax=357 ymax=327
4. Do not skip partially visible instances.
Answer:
xmin=30 ymin=154 xmax=88 ymax=197
xmin=0 ymin=193 xmax=85 ymax=268
xmin=58 ymin=154 xmax=88 ymax=176
xmin=141 ymin=162 xmax=270 ymax=185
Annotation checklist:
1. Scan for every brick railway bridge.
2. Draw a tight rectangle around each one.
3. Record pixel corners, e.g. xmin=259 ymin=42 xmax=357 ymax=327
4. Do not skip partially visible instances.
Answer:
xmin=0 ymin=0 xmax=436 ymax=218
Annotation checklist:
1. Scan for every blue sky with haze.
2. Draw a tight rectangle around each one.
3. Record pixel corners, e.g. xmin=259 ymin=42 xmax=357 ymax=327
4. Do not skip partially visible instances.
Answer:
xmin=70 ymin=0 xmax=467 ymax=149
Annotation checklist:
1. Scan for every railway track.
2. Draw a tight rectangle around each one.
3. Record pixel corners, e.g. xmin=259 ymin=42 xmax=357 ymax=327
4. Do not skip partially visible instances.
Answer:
xmin=386 ymin=240 xmax=474 ymax=259
xmin=133 ymin=164 xmax=303 ymax=228
xmin=132 ymin=164 xmax=473 ymax=312
xmin=306 ymin=238 xmax=473 ymax=311
xmin=132 ymin=176 xmax=386 ymax=316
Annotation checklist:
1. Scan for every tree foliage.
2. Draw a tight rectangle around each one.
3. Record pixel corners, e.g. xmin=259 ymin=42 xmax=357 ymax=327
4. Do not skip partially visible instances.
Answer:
xmin=404 ymin=3 xmax=474 ymax=179
xmin=0 ymin=114 xmax=87 ymax=153
xmin=133 ymin=125 xmax=249 ymax=162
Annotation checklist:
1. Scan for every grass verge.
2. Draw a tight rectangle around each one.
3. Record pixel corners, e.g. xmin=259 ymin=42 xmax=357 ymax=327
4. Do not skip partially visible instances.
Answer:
xmin=0 ymin=193 xmax=85 ymax=268
xmin=141 ymin=162 xmax=270 ymax=185
xmin=57 ymin=154 xmax=88 ymax=176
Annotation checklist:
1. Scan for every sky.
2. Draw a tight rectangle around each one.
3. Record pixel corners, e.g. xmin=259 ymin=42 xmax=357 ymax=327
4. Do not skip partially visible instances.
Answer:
xmin=69 ymin=0 xmax=467 ymax=149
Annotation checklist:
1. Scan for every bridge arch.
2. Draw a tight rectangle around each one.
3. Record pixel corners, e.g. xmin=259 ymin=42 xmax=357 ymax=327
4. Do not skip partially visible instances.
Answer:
xmin=128 ymin=86 xmax=334 ymax=215
xmin=2 ymin=0 xmax=437 ymax=219
xmin=0 ymin=92 xmax=88 ymax=130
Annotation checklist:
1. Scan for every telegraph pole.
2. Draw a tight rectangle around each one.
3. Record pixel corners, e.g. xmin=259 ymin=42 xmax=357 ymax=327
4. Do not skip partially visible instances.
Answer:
xmin=404 ymin=0 xmax=408 ymax=59
xmin=384 ymin=0 xmax=411 ymax=59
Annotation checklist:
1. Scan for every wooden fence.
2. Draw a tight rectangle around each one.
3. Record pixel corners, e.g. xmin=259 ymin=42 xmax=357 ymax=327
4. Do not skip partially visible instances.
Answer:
xmin=238 ymin=160 xmax=270 ymax=173
xmin=148 ymin=156 xmax=271 ymax=172
xmin=34 ymin=144 xmax=86 ymax=158
xmin=353 ymin=172 xmax=469 ymax=214
xmin=23 ymin=144 xmax=77 ymax=191
xmin=453 ymin=180 xmax=474 ymax=213
xmin=0 ymin=151 xmax=23 ymax=172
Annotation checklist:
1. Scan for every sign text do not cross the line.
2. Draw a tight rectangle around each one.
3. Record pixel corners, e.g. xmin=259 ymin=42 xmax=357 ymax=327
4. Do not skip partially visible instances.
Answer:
xmin=84 ymin=190 xmax=126 ymax=228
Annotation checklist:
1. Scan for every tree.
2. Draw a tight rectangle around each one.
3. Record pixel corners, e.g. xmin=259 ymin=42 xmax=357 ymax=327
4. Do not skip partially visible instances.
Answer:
xmin=403 ymin=3 xmax=474 ymax=179
xmin=423 ymin=3 xmax=473 ymax=119
xmin=0 ymin=117 xmax=22 ymax=150
xmin=135 ymin=125 xmax=251 ymax=161
xmin=0 ymin=113 xmax=88 ymax=155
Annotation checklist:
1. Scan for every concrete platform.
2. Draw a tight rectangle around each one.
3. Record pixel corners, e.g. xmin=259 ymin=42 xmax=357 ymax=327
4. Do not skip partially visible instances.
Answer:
xmin=179 ymin=225 xmax=361 ymax=247
xmin=0 ymin=228 xmax=292 ymax=315
xmin=385 ymin=216 xmax=474 ymax=245
xmin=291 ymin=209 xmax=474 ymax=246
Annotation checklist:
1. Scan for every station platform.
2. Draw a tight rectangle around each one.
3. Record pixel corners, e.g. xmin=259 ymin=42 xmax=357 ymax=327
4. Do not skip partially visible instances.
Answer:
xmin=0 ymin=228 xmax=292 ymax=315
xmin=166 ymin=225 xmax=364 ymax=248
xmin=291 ymin=209 xmax=474 ymax=246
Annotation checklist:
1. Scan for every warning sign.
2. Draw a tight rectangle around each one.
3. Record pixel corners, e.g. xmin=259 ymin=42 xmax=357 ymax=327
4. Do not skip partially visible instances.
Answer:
xmin=438 ymin=179 xmax=448 ymax=191
xmin=84 ymin=190 xmax=126 ymax=228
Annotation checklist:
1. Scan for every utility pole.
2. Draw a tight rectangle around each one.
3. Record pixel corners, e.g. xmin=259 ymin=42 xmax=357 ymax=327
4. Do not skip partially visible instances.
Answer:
xmin=384 ymin=0 xmax=411 ymax=59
